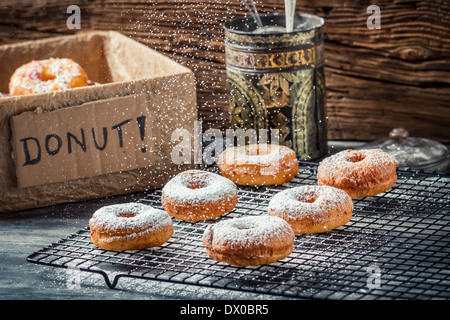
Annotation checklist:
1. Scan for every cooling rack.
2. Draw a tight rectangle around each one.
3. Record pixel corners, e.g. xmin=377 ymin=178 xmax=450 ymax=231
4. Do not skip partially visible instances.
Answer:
xmin=27 ymin=162 xmax=450 ymax=299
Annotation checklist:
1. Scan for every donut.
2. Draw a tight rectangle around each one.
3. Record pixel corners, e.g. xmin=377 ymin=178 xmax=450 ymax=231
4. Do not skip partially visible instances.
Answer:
xmin=217 ymin=143 xmax=299 ymax=186
xmin=268 ymin=185 xmax=353 ymax=234
xmin=317 ymin=149 xmax=397 ymax=199
xmin=161 ymin=170 xmax=238 ymax=222
xmin=9 ymin=58 xmax=88 ymax=96
xmin=89 ymin=203 xmax=173 ymax=251
xmin=202 ymin=215 xmax=295 ymax=266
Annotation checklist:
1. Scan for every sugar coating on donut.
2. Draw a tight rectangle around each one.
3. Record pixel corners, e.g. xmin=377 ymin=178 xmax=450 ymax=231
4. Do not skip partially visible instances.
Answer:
xmin=90 ymin=202 xmax=172 ymax=236
xmin=268 ymin=185 xmax=351 ymax=223
xmin=204 ymin=215 xmax=294 ymax=248
xmin=218 ymin=144 xmax=299 ymax=186
xmin=162 ymin=170 xmax=237 ymax=203
xmin=221 ymin=144 xmax=296 ymax=168
xmin=317 ymin=149 xmax=397 ymax=184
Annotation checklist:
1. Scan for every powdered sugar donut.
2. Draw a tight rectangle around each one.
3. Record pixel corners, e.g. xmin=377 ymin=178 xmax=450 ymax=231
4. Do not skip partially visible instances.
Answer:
xmin=9 ymin=58 xmax=88 ymax=96
xmin=202 ymin=215 xmax=295 ymax=266
xmin=161 ymin=170 xmax=238 ymax=222
xmin=317 ymin=149 xmax=397 ymax=199
xmin=268 ymin=185 xmax=353 ymax=234
xmin=89 ymin=203 xmax=173 ymax=251
xmin=218 ymin=143 xmax=299 ymax=186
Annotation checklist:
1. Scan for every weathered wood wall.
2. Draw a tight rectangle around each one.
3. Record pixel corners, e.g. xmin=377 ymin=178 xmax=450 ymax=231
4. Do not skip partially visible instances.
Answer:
xmin=1 ymin=0 xmax=449 ymax=142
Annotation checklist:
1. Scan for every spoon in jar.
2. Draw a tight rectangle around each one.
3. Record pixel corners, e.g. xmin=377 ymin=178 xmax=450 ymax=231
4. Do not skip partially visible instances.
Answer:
xmin=243 ymin=0 xmax=264 ymax=29
xmin=284 ymin=0 xmax=297 ymax=32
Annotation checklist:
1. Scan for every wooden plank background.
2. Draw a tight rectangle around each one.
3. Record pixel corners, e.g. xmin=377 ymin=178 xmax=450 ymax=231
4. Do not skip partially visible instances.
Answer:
xmin=0 ymin=0 xmax=449 ymax=142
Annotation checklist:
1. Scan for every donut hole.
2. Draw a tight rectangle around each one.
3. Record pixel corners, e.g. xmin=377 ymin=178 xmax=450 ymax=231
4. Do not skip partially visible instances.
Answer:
xmin=187 ymin=180 xmax=208 ymax=189
xmin=233 ymin=220 xmax=257 ymax=230
xmin=235 ymin=224 xmax=254 ymax=230
xmin=346 ymin=153 xmax=366 ymax=163
xmin=244 ymin=144 xmax=271 ymax=156
xmin=183 ymin=171 xmax=212 ymax=190
xmin=118 ymin=212 xmax=136 ymax=218
xmin=41 ymin=66 xmax=56 ymax=81
xmin=296 ymin=192 xmax=317 ymax=204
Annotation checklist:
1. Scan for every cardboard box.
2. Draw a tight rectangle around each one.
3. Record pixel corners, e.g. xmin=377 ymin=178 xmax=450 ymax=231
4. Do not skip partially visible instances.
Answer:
xmin=0 ymin=31 xmax=198 ymax=213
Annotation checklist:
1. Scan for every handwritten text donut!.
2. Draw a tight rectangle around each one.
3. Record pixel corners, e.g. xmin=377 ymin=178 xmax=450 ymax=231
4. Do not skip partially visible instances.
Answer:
xmin=10 ymin=94 xmax=152 ymax=188
xmin=19 ymin=115 xmax=147 ymax=166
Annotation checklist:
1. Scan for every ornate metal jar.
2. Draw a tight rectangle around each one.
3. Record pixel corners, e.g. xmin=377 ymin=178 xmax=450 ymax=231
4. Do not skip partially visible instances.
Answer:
xmin=224 ymin=13 xmax=327 ymax=160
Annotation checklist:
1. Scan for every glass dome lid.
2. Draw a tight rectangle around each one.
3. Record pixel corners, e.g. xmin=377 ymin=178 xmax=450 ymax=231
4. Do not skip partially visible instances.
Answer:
xmin=358 ymin=128 xmax=449 ymax=171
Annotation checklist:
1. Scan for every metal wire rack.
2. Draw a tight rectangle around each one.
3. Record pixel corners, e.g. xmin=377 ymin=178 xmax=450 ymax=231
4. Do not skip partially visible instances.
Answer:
xmin=27 ymin=162 xmax=450 ymax=299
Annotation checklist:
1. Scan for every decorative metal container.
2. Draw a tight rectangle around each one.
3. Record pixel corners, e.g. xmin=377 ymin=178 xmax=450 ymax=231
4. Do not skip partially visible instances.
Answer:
xmin=224 ymin=13 xmax=327 ymax=160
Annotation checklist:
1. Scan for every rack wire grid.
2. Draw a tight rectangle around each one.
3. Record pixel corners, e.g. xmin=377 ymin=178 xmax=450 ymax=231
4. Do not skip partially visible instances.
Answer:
xmin=27 ymin=162 xmax=450 ymax=299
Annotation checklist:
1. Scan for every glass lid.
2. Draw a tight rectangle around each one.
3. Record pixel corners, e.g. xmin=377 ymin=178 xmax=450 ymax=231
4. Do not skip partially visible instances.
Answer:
xmin=358 ymin=128 xmax=449 ymax=171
